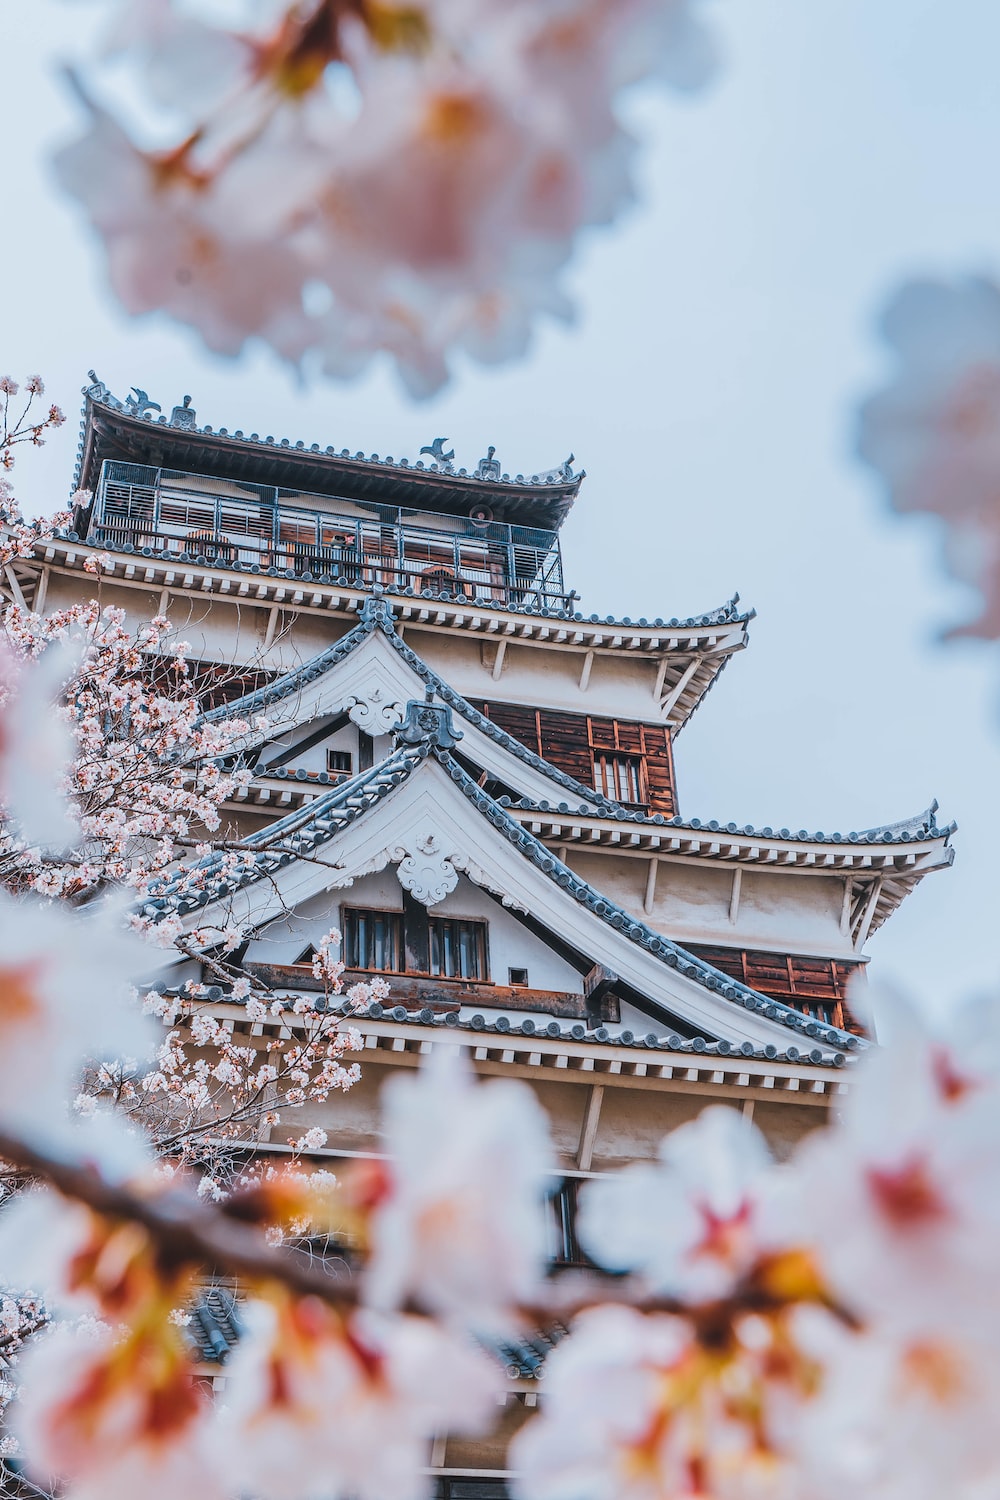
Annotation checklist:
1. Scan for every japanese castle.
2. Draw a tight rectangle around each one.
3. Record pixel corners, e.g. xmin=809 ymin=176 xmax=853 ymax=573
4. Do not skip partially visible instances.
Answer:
xmin=8 ymin=375 xmax=954 ymax=1482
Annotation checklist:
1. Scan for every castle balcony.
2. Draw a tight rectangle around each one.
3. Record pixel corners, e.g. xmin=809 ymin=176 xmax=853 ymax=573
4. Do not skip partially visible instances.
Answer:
xmin=79 ymin=460 xmax=570 ymax=610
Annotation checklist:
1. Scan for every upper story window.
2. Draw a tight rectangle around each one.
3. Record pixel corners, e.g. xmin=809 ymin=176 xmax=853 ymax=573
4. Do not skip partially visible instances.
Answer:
xmin=341 ymin=907 xmax=489 ymax=982
xmin=476 ymin=702 xmax=676 ymax=817
xmin=593 ymin=751 xmax=646 ymax=806
xmin=342 ymin=907 xmax=402 ymax=973
xmin=429 ymin=916 xmax=489 ymax=981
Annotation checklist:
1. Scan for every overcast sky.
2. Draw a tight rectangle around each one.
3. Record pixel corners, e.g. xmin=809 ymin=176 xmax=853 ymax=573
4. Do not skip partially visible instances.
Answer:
xmin=6 ymin=0 xmax=1000 ymax=1011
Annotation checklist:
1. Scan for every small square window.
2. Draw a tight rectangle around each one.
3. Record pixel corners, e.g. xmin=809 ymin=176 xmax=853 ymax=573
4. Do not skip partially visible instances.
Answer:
xmin=327 ymin=748 xmax=353 ymax=777
xmin=508 ymin=967 xmax=529 ymax=987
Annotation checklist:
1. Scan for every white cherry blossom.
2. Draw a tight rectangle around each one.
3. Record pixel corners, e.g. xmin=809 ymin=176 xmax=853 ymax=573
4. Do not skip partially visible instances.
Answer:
xmin=364 ymin=1046 xmax=554 ymax=1329
xmin=0 ymin=893 xmax=153 ymax=1142
xmin=214 ymin=1296 xmax=500 ymax=1500
xmin=578 ymin=1105 xmax=776 ymax=1302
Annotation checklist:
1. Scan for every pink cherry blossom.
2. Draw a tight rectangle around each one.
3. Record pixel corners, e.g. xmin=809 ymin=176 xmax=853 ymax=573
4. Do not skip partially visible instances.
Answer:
xmin=10 ymin=1320 xmax=223 ymax=1500
xmin=363 ymin=1047 xmax=554 ymax=1329
xmin=578 ymin=1105 xmax=777 ymax=1302
xmin=54 ymin=0 xmax=720 ymax=394
xmin=858 ymin=274 xmax=1000 ymax=638
xmin=789 ymin=991 xmax=1000 ymax=1340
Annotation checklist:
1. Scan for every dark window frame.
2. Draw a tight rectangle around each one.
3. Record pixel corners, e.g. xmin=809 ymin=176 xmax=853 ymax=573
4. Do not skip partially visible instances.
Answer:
xmin=341 ymin=905 xmax=489 ymax=982
xmin=341 ymin=906 xmax=404 ymax=973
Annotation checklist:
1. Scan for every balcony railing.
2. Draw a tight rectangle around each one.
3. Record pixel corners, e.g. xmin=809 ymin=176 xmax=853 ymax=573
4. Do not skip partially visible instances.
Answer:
xmin=84 ymin=461 xmax=570 ymax=610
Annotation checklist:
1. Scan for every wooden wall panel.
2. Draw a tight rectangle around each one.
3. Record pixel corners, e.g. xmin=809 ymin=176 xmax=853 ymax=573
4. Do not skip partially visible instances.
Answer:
xmin=476 ymin=700 xmax=677 ymax=816
xmin=688 ymin=944 xmax=867 ymax=1036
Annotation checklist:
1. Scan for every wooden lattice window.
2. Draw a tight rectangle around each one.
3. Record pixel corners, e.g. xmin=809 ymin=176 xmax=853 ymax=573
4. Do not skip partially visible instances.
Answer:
xmin=592 ymin=751 xmax=646 ymax=806
xmin=342 ymin=907 xmax=403 ymax=973
xmin=429 ymin=916 xmax=489 ymax=981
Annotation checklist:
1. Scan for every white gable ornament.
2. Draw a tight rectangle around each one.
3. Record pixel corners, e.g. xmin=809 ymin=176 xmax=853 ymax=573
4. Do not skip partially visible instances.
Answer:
xmin=393 ymin=830 xmax=459 ymax=907
xmin=345 ymin=682 xmax=404 ymax=737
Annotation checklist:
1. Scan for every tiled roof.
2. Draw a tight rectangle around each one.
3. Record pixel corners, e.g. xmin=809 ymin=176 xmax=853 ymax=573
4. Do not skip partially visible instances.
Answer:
xmin=508 ymin=796 xmax=955 ymax=846
xmin=207 ymin=597 xmax=949 ymax=856
xmin=185 ymin=1282 xmax=564 ymax=1383
xmin=73 ymin=376 xmax=582 ymax=529
xmin=206 ymin=594 xmax=746 ymax=788
xmin=145 ymin=699 xmax=865 ymax=1059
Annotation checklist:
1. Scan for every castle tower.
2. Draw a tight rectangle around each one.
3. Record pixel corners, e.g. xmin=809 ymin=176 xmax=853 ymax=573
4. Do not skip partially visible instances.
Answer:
xmin=5 ymin=375 xmax=955 ymax=1489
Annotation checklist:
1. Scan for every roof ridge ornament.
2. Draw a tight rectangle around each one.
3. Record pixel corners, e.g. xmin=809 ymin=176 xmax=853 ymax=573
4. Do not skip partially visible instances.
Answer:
xmin=419 ymin=437 xmax=454 ymax=470
xmin=393 ymin=692 xmax=463 ymax=750
xmin=475 ymin=445 xmax=501 ymax=481
xmin=126 ymin=387 xmax=162 ymax=420
xmin=170 ymin=394 xmax=198 ymax=430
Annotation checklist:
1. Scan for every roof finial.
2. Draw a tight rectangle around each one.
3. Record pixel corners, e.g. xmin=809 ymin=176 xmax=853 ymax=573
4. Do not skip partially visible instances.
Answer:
xmin=170 ymin=394 xmax=198 ymax=431
xmin=475 ymin=445 xmax=501 ymax=481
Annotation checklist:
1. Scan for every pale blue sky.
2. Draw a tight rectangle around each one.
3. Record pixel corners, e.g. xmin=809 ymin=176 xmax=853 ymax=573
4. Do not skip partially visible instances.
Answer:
xmin=6 ymin=0 xmax=1000 ymax=1008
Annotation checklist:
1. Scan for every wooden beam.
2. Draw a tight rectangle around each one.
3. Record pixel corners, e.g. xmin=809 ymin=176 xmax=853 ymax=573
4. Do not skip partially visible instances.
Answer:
xmin=491 ymin=638 xmax=508 ymax=682
xmin=854 ymin=877 xmax=883 ymax=950
xmin=659 ymin=657 xmax=701 ymax=720
xmin=34 ymin=566 xmax=50 ymax=615
xmin=840 ymin=876 xmax=853 ymax=935
xmin=157 ymin=588 xmax=170 ymax=618
xmin=577 ymin=1084 xmax=605 ymax=1171
xmin=583 ymin=964 xmax=619 ymax=1023
xmin=728 ymin=867 xmax=743 ymax=925
xmin=263 ymin=605 xmax=280 ymax=649
xmin=241 ymin=963 xmax=593 ymax=1019
xmin=3 ymin=566 xmax=26 ymax=610
xmin=643 ymin=856 xmax=659 ymax=915
xmin=578 ymin=649 xmax=594 ymax=692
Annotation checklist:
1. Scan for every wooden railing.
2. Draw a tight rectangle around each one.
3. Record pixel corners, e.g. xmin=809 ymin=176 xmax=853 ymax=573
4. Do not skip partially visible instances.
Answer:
xmin=83 ymin=461 xmax=569 ymax=609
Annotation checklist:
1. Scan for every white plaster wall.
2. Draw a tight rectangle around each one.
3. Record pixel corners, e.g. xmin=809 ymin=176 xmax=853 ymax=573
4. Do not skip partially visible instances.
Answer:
xmin=411 ymin=627 xmax=666 ymax=724
xmin=565 ymin=849 xmax=855 ymax=960
xmin=248 ymin=870 xmax=583 ymax=993
xmin=259 ymin=717 xmax=361 ymax=776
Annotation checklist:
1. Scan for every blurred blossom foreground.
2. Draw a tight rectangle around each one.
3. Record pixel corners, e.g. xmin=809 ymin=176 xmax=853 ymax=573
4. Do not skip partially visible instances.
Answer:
xmin=859 ymin=274 xmax=1000 ymax=641
xmin=56 ymin=0 xmax=718 ymax=395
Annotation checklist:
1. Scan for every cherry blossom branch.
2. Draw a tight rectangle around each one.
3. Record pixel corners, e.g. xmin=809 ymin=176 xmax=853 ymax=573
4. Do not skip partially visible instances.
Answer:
xmin=0 ymin=1128 xmax=358 ymax=1306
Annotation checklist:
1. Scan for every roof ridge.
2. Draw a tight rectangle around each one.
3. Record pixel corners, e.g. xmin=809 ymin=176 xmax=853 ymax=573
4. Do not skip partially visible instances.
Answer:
xmin=76 ymin=374 xmax=584 ymax=498
xmin=506 ymin=798 xmax=956 ymax=846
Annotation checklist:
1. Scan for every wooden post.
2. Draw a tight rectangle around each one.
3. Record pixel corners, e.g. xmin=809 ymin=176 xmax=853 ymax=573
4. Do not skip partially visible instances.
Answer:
xmin=584 ymin=964 xmax=619 ymax=1023
xmin=728 ymin=867 xmax=743 ymax=925
xmin=577 ymin=1085 xmax=605 ymax=1171
xmin=402 ymin=890 xmax=431 ymax=975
